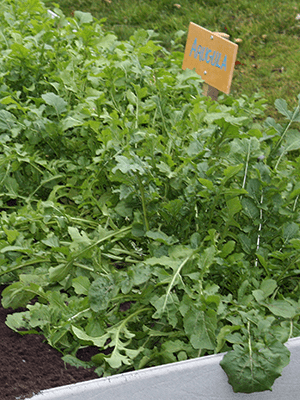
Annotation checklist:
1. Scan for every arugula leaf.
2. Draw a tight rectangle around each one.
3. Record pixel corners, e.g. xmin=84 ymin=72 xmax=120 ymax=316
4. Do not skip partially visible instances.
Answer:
xmin=220 ymin=340 xmax=290 ymax=393
xmin=88 ymin=276 xmax=115 ymax=312
xmin=41 ymin=93 xmax=68 ymax=115
xmin=184 ymin=307 xmax=217 ymax=350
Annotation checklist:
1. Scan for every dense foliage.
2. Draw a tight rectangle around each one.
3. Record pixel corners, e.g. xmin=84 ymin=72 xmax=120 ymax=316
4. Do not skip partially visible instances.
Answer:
xmin=1 ymin=0 xmax=300 ymax=393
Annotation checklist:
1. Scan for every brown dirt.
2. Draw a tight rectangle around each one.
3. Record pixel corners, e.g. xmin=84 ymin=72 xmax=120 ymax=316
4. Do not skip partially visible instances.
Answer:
xmin=0 ymin=286 xmax=99 ymax=400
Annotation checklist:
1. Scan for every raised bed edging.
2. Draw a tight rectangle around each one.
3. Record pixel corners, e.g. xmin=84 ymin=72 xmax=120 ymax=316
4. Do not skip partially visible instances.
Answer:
xmin=26 ymin=337 xmax=300 ymax=400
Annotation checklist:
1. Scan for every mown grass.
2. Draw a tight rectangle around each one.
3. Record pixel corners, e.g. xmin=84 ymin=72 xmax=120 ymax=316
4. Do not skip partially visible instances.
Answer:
xmin=44 ymin=0 xmax=300 ymax=119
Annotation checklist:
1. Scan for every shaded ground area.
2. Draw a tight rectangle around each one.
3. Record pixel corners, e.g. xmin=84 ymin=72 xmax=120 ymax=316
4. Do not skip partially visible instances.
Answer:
xmin=0 ymin=286 xmax=99 ymax=400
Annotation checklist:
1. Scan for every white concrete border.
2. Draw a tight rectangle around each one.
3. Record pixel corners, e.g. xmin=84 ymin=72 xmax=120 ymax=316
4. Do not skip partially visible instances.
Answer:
xmin=26 ymin=337 xmax=300 ymax=400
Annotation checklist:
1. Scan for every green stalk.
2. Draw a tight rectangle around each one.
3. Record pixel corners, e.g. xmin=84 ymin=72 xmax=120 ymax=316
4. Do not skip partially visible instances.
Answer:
xmin=242 ymin=140 xmax=251 ymax=189
xmin=162 ymin=250 xmax=195 ymax=312
xmin=0 ymin=257 xmax=51 ymax=277
xmin=137 ymin=175 xmax=150 ymax=231
xmin=247 ymin=321 xmax=254 ymax=374
xmin=65 ymin=225 xmax=132 ymax=270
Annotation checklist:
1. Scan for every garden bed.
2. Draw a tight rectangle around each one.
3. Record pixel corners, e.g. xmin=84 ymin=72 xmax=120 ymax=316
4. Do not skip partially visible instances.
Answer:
xmin=26 ymin=336 xmax=300 ymax=400
xmin=1 ymin=2 xmax=300 ymax=399
xmin=2 ymin=282 xmax=300 ymax=400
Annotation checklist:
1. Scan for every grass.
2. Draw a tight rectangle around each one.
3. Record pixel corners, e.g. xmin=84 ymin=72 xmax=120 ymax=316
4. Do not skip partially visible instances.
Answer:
xmin=44 ymin=0 xmax=300 ymax=119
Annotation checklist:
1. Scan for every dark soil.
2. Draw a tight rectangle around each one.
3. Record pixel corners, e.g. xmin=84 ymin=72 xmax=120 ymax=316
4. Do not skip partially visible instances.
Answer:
xmin=0 ymin=286 xmax=99 ymax=400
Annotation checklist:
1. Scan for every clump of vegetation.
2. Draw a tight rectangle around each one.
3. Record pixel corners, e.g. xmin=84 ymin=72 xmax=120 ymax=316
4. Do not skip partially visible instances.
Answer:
xmin=44 ymin=0 xmax=300 ymax=118
xmin=0 ymin=0 xmax=300 ymax=393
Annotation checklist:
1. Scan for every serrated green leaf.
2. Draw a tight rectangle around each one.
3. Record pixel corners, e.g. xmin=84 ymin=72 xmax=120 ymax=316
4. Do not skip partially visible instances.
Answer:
xmin=105 ymin=347 xmax=138 ymax=369
xmin=252 ymin=289 xmax=265 ymax=303
xmin=4 ymin=177 xmax=19 ymax=197
xmin=114 ymin=200 xmax=133 ymax=217
xmin=216 ymin=325 xmax=241 ymax=353
xmin=220 ymin=340 xmax=290 ymax=393
xmin=41 ymin=235 xmax=60 ymax=248
xmin=41 ymin=92 xmax=67 ymax=115
xmin=146 ymin=230 xmax=177 ymax=245
xmin=223 ymin=164 xmax=243 ymax=181
xmin=264 ymin=300 xmax=296 ymax=319
xmin=241 ymin=198 xmax=259 ymax=220
xmin=275 ymin=98 xmax=291 ymax=119
xmin=282 ymin=130 xmax=300 ymax=152
xmin=226 ymin=197 xmax=242 ymax=217
xmin=72 ymin=276 xmax=90 ymax=295
xmin=5 ymin=311 xmax=32 ymax=331
xmin=283 ymin=222 xmax=299 ymax=242
xmin=246 ymin=179 xmax=262 ymax=202
xmin=198 ymin=178 xmax=214 ymax=190
xmin=28 ymin=303 xmax=51 ymax=328
xmin=61 ymin=116 xmax=84 ymax=131
xmin=0 ymin=109 xmax=18 ymax=131
xmin=199 ymin=246 xmax=216 ymax=273
xmin=62 ymin=354 xmax=94 ymax=369
xmin=126 ymin=90 xmax=137 ymax=105
xmin=72 ymin=325 xmax=109 ymax=347
xmin=112 ymin=155 xmax=146 ymax=175
xmin=260 ymin=279 xmax=277 ymax=298
xmin=290 ymin=238 xmax=300 ymax=249
xmin=1 ymin=282 xmax=41 ymax=309
xmin=152 ymin=292 xmax=180 ymax=327
xmin=3 ymin=227 xmax=19 ymax=244
xmin=49 ymin=263 xmax=72 ymax=282
xmin=238 ymin=233 xmax=252 ymax=254
xmin=74 ymin=10 xmax=94 ymax=24
xmin=68 ymin=227 xmax=91 ymax=246
xmin=129 ymin=263 xmax=151 ymax=285
xmin=161 ymin=339 xmax=190 ymax=363
xmin=184 ymin=307 xmax=217 ymax=350
xmin=238 ymin=280 xmax=251 ymax=302
xmin=88 ymin=276 xmax=115 ymax=312
xmin=85 ymin=318 xmax=106 ymax=337
xmin=219 ymin=240 xmax=235 ymax=258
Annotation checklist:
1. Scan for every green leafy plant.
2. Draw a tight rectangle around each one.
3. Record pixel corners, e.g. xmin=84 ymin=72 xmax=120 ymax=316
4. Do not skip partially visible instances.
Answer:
xmin=44 ymin=0 xmax=300 ymax=119
xmin=1 ymin=0 xmax=300 ymax=393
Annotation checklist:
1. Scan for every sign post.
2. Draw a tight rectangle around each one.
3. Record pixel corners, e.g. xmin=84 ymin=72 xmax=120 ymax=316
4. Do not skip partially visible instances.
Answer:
xmin=182 ymin=23 xmax=238 ymax=99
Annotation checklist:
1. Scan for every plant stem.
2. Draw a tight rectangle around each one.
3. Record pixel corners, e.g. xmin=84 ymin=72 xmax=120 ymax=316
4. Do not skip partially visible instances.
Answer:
xmin=137 ymin=175 xmax=150 ymax=231
xmin=247 ymin=321 xmax=254 ymax=374
xmin=0 ymin=257 xmax=51 ymax=277
xmin=162 ymin=250 xmax=195 ymax=312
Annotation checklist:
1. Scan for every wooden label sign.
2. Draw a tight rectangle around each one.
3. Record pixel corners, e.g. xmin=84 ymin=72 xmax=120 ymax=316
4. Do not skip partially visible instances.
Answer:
xmin=182 ymin=22 xmax=238 ymax=94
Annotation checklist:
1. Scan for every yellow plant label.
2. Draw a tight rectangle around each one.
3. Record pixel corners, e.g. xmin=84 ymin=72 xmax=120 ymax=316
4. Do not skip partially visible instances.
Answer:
xmin=182 ymin=22 xmax=238 ymax=94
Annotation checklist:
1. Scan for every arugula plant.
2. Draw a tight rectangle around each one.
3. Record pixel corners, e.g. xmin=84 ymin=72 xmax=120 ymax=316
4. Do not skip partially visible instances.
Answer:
xmin=0 ymin=0 xmax=300 ymax=393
